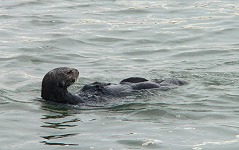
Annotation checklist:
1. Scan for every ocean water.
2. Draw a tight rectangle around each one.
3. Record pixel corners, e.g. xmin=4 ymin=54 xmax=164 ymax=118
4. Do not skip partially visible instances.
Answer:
xmin=0 ymin=0 xmax=239 ymax=149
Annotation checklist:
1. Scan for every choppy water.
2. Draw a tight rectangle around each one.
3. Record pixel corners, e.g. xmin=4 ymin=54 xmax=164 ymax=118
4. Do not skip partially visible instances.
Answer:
xmin=0 ymin=0 xmax=239 ymax=149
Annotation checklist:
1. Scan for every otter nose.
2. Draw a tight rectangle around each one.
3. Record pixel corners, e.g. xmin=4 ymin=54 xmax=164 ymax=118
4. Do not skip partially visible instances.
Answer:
xmin=72 ymin=68 xmax=79 ymax=77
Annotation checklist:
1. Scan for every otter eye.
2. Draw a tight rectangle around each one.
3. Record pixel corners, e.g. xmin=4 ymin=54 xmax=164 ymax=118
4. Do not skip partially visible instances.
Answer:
xmin=58 ymin=81 xmax=65 ymax=87
xmin=67 ymin=70 xmax=73 ymax=75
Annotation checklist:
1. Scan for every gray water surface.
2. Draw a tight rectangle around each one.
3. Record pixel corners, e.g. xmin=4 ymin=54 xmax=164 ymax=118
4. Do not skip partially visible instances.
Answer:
xmin=0 ymin=0 xmax=239 ymax=149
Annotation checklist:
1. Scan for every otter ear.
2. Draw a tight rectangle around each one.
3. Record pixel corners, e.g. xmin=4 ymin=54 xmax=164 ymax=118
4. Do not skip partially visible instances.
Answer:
xmin=58 ymin=81 xmax=66 ymax=87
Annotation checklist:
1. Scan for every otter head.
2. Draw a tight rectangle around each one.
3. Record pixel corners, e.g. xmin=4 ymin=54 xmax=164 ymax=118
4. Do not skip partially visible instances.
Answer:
xmin=41 ymin=67 xmax=79 ymax=103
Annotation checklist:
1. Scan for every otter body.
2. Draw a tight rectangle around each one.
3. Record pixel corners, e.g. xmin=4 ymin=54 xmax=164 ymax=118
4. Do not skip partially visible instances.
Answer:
xmin=41 ymin=67 xmax=187 ymax=105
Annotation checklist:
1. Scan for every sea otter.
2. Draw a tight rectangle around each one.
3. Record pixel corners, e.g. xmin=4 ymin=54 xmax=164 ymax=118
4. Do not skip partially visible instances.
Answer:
xmin=41 ymin=67 xmax=187 ymax=105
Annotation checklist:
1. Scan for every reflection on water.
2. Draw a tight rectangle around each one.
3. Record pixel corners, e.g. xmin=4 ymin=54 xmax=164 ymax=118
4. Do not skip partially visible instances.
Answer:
xmin=41 ymin=118 xmax=80 ymax=129
xmin=41 ymin=133 xmax=79 ymax=146
xmin=40 ymin=102 xmax=81 ymax=146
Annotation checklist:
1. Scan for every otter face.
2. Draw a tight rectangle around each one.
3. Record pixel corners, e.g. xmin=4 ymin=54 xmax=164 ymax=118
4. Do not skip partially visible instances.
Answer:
xmin=46 ymin=67 xmax=79 ymax=88
xmin=41 ymin=67 xmax=79 ymax=102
